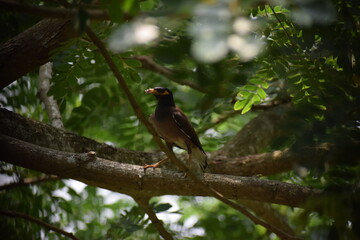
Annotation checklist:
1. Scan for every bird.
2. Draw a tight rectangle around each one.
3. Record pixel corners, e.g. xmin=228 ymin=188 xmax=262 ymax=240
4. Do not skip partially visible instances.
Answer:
xmin=144 ymin=87 xmax=208 ymax=173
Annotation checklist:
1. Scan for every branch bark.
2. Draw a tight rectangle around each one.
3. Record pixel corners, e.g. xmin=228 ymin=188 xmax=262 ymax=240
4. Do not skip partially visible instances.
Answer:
xmin=38 ymin=62 xmax=64 ymax=129
xmin=0 ymin=108 xmax=158 ymax=166
xmin=214 ymin=104 xmax=294 ymax=158
xmin=0 ymin=134 xmax=321 ymax=208
xmin=0 ymin=108 xmax=348 ymax=177
xmin=133 ymin=55 xmax=207 ymax=93
xmin=135 ymin=198 xmax=174 ymax=240
xmin=68 ymin=29 xmax=302 ymax=239
xmin=238 ymin=200 xmax=296 ymax=237
xmin=0 ymin=18 xmax=77 ymax=89
xmin=0 ymin=209 xmax=78 ymax=240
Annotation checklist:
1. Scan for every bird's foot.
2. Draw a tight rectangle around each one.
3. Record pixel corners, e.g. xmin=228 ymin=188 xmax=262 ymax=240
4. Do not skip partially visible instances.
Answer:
xmin=143 ymin=163 xmax=161 ymax=169
xmin=143 ymin=158 xmax=169 ymax=169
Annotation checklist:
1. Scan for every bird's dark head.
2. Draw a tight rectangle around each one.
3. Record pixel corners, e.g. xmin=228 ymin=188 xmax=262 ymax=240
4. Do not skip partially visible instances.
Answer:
xmin=145 ymin=87 xmax=175 ymax=106
xmin=145 ymin=87 xmax=172 ymax=96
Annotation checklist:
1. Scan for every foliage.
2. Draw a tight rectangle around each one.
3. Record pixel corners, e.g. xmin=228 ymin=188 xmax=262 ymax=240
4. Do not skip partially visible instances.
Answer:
xmin=1 ymin=0 xmax=360 ymax=239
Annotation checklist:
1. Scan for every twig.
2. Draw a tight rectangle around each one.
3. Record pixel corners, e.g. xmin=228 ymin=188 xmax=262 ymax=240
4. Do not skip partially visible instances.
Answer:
xmin=268 ymin=5 xmax=299 ymax=50
xmin=239 ymin=200 xmax=296 ymax=237
xmin=85 ymin=27 xmax=301 ymax=240
xmin=135 ymin=198 xmax=174 ymax=240
xmin=38 ymin=62 xmax=64 ymax=129
xmin=197 ymin=110 xmax=240 ymax=134
xmin=133 ymin=55 xmax=207 ymax=93
xmin=0 ymin=175 xmax=59 ymax=191
xmin=0 ymin=209 xmax=79 ymax=240
xmin=197 ymin=101 xmax=290 ymax=135
xmin=0 ymin=0 xmax=110 ymax=20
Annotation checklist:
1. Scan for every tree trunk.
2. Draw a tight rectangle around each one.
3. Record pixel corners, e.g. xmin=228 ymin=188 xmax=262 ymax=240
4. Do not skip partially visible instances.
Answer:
xmin=0 ymin=18 xmax=77 ymax=89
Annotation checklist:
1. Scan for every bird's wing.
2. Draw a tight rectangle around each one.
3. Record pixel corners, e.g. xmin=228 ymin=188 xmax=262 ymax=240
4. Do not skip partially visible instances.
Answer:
xmin=172 ymin=108 xmax=205 ymax=153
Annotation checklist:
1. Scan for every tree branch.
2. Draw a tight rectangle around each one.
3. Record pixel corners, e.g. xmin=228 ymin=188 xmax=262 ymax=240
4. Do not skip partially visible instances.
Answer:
xmin=135 ymin=198 xmax=174 ymax=240
xmin=1 ymin=108 xmax=352 ymax=177
xmin=38 ymin=62 xmax=64 ymax=129
xmin=0 ymin=134 xmax=321 ymax=208
xmin=84 ymin=28 xmax=301 ymax=239
xmin=0 ymin=175 xmax=59 ymax=191
xmin=0 ymin=18 xmax=77 ymax=89
xmin=0 ymin=0 xmax=110 ymax=20
xmin=214 ymin=104 xmax=294 ymax=158
xmin=0 ymin=108 xmax=309 ymax=239
xmin=0 ymin=108 xmax=159 ymax=166
xmin=197 ymin=110 xmax=241 ymax=135
xmin=239 ymin=200 xmax=296 ymax=237
xmin=133 ymin=55 xmax=207 ymax=93
xmin=0 ymin=209 xmax=78 ymax=240
xmin=210 ymin=149 xmax=295 ymax=177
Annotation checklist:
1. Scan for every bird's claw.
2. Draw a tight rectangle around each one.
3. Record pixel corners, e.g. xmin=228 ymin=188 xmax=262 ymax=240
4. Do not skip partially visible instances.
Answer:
xmin=143 ymin=163 xmax=161 ymax=169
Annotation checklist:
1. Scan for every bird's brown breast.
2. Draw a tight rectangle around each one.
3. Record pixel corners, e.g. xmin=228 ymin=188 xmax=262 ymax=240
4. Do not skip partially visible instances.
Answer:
xmin=150 ymin=112 xmax=188 ymax=147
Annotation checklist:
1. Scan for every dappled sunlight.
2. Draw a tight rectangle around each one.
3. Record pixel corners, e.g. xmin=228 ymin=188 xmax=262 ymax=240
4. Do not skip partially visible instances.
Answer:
xmin=108 ymin=18 xmax=159 ymax=53
xmin=188 ymin=1 xmax=263 ymax=63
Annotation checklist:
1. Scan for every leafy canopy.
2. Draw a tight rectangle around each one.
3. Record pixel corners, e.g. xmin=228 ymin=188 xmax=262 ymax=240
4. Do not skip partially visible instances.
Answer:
xmin=1 ymin=0 xmax=360 ymax=239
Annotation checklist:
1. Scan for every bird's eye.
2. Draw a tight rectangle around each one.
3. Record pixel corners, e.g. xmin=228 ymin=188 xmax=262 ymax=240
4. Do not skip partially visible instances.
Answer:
xmin=156 ymin=89 xmax=164 ymax=93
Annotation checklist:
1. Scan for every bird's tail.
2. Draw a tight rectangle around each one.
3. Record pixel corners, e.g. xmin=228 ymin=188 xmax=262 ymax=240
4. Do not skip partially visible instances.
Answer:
xmin=191 ymin=147 xmax=208 ymax=174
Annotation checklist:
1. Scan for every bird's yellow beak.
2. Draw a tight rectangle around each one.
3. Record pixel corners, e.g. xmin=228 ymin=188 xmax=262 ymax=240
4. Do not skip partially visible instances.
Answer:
xmin=145 ymin=88 xmax=156 ymax=94
xmin=145 ymin=88 xmax=170 ymax=95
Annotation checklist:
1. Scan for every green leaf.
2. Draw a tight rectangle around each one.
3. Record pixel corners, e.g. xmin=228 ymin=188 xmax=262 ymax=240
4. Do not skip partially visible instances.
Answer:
xmin=237 ymin=90 xmax=252 ymax=99
xmin=127 ymin=69 xmax=142 ymax=83
xmin=251 ymin=94 xmax=261 ymax=104
xmin=249 ymin=79 xmax=269 ymax=88
xmin=241 ymin=99 xmax=253 ymax=114
xmin=109 ymin=0 xmax=124 ymax=23
xmin=256 ymin=88 xmax=267 ymax=99
xmin=140 ymin=0 xmax=156 ymax=11
xmin=243 ymin=85 xmax=258 ymax=91
xmin=123 ymin=59 xmax=142 ymax=68
xmin=234 ymin=99 xmax=247 ymax=111
xmin=154 ymin=203 xmax=172 ymax=213
xmin=252 ymin=7 xmax=258 ymax=17
xmin=122 ymin=0 xmax=140 ymax=15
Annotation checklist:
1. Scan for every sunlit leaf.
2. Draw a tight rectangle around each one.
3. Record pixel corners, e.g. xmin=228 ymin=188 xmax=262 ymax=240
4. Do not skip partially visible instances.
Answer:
xmin=153 ymin=203 xmax=172 ymax=213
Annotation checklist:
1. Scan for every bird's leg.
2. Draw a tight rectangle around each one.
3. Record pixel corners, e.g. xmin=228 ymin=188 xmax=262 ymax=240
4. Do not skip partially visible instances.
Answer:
xmin=182 ymin=154 xmax=192 ymax=178
xmin=143 ymin=158 xmax=169 ymax=169
xmin=181 ymin=144 xmax=193 ymax=177
xmin=143 ymin=142 xmax=173 ymax=169
xmin=186 ymin=143 xmax=192 ymax=163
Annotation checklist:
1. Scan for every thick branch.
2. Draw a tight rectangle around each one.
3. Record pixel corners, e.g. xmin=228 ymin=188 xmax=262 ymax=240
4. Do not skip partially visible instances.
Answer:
xmin=0 ymin=209 xmax=78 ymax=240
xmin=210 ymin=149 xmax=295 ymax=177
xmin=0 ymin=108 xmax=159 ymax=166
xmin=0 ymin=134 xmax=321 ymax=208
xmin=0 ymin=0 xmax=110 ymax=20
xmin=77 ymin=29 xmax=301 ymax=239
xmin=1 ymin=108 xmax=351 ymax=177
xmin=0 ymin=18 xmax=77 ymax=89
xmin=214 ymin=104 xmax=294 ymax=158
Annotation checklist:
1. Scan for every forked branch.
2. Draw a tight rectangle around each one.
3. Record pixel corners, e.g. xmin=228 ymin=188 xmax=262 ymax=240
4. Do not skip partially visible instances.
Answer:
xmin=85 ymin=27 xmax=302 ymax=240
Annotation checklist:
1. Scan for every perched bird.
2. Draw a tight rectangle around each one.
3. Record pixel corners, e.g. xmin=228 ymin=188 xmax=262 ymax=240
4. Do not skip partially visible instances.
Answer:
xmin=144 ymin=87 xmax=208 ymax=173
